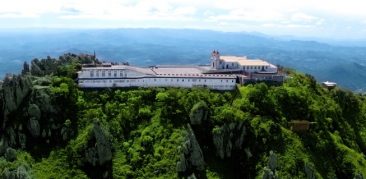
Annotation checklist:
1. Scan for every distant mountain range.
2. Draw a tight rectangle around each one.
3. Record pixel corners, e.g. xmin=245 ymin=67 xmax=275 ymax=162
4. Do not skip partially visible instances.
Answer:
xmin=0 ymin=28 xmax=365 ymax=91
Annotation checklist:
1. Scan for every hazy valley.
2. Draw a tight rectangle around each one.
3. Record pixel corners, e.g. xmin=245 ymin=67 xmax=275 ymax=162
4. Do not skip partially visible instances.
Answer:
xmin=1 ymin=28 xmax=366 ymax=91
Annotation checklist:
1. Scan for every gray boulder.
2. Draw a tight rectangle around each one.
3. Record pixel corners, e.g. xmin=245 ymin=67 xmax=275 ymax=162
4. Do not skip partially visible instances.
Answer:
xmin=1 ymin=165 xmax=31 ymax=179
xmin=27 ymin=104 xmax=41 ymax=120
xmin=176 ymin=153 xmax=187 ymax=172
xmin=27 ymin=119 xmax=40 ymax=138
xmin=16 ymin=165 xmax=31 ymax=179
xmin=177 ymin=124 xmax=205 ymax=176
xmin=262 ymin=167 xmax=276 ymax=179
xmin=5 ymin=147 xmax=17 ymax=162
xmin=189 ymin=101 xmax=208 ymax=125
xmin=212 ymin=121 xmax=247 ymax=159
xmin=268 ymin=151 xmax=277 ymax=171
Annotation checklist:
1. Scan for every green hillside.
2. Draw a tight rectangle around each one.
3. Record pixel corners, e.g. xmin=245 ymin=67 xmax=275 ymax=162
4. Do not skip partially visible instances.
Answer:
xmin=0 ymin=54 xmax=366 ymax=178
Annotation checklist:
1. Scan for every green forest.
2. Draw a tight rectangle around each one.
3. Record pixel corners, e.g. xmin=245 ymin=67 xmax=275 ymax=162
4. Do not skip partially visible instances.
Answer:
xmin=1 ymin=54 xmax=366 ymax=178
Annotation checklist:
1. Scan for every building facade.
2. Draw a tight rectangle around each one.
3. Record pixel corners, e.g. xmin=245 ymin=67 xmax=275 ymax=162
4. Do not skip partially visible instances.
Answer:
xmin=77 ymin=51 xmax=282 ymax=90
xmin=210 ymin=50 xmax=277 ymax=73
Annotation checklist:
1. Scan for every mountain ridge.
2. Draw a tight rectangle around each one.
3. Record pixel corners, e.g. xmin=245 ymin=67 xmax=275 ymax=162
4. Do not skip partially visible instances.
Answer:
xmin=0 ymin=28 xmax=365 ymax=91
xmin=0 ymin=53 xmax=366 ymax=178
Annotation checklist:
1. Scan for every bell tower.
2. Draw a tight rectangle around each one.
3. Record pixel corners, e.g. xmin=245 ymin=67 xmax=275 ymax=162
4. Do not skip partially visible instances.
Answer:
xmin=211 ymin=50 xmax=221 ymax=69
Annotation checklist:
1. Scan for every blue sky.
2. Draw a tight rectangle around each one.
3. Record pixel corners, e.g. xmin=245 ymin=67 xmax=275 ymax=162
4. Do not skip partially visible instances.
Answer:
xmin=1 ymin=0 xmax=366 ymax=40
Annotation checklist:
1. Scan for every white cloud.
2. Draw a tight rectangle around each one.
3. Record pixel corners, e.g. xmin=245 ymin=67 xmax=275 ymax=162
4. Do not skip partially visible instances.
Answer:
xmin=290 ymin=13 xmax=318 ymax=23
xmin=0 ymin=0 xmax=366 ymax=38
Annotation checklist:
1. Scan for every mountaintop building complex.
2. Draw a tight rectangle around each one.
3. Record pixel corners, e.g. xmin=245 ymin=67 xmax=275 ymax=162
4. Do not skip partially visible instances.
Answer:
xmin=77 ymin=51 xmax=284 ymax=90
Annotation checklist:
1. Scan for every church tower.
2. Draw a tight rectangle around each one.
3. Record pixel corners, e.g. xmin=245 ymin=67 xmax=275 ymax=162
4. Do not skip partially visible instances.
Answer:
xmin=93 ymin=50 xmax=96 ymax=61
xmin=211 ymin=50 xmax=221 ymax=69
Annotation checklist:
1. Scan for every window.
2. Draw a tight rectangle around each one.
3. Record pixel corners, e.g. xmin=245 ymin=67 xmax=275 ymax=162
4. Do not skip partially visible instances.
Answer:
xmin=102 ymin=71 xmax=105 ymax=77
xmin=90 ymin=70 xmax=94 ymax=77
xmin=96 ymin=71 xmax=99 ymax=77
xmin=108 ymin=71 xmax=111 ymax=76
xmin=120 ymin=71 xmax=123 ymax=77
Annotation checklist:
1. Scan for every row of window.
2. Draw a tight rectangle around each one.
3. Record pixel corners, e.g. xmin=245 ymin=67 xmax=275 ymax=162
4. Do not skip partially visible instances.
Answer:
xmin=221 ymin=63 xmax=269 ymax=70
xmin=193 ymin=84 xmax=235 ymax=88
xmin=158 ymin=73 xmax=231 ymax=77
xmin=80 ymin=78 xmax=235 ymax=84
xmin=89 ymin=70 xmax=127 ymax=77
xmin=242 ymin=66 xmax=268 ymax=70
xmin=154 ymin=78 xmax=234 ymax=83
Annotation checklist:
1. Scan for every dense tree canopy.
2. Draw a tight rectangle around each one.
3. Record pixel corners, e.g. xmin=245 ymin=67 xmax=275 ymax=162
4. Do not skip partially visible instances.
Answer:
xmin=0 ymin=54 xmax=366 ymax=178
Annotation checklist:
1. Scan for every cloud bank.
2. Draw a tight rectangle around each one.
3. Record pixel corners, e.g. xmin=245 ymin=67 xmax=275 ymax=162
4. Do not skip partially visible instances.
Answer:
xmin=0 ymin=0 xmax=365 ymax=39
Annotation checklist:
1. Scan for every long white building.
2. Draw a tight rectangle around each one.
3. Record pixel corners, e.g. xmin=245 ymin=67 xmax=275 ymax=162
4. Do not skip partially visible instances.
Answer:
xmin=77 ymin=51 xmax=282 ymax=90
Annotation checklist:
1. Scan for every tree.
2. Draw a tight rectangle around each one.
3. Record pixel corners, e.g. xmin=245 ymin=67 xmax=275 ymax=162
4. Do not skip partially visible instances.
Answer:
xmin=21 ymin=61 xmax=30 ymax=75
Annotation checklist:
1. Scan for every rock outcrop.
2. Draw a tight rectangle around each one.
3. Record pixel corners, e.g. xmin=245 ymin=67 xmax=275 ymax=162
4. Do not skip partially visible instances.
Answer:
xmin=1 ymin=165 xmax=31 ymax=179
xmin=262 ymin=151 xmax=278 ymax=179
xmin=0 ymin=74 xmax=73 ymax=155
xmin=4 ymin=147 xmax=17 ymax=162
xmin=189 ymin=101 xmax=208 ymax=125
xmin=69 ymin=121 xmax=113 ymax=179
xmin=212 ymin=121 xmax=247 ymax=159
xmin=87 ymin=122 xmax=113 ymax=167
xmin=177 ymin=124 xmax=205 ymax=178
xmin=1 ymin=75 xmax=32 ymax=129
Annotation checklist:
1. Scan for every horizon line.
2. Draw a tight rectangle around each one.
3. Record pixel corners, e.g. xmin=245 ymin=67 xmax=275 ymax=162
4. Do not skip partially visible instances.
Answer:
xmin=0 ymin=27 xmax=366 ymax=42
